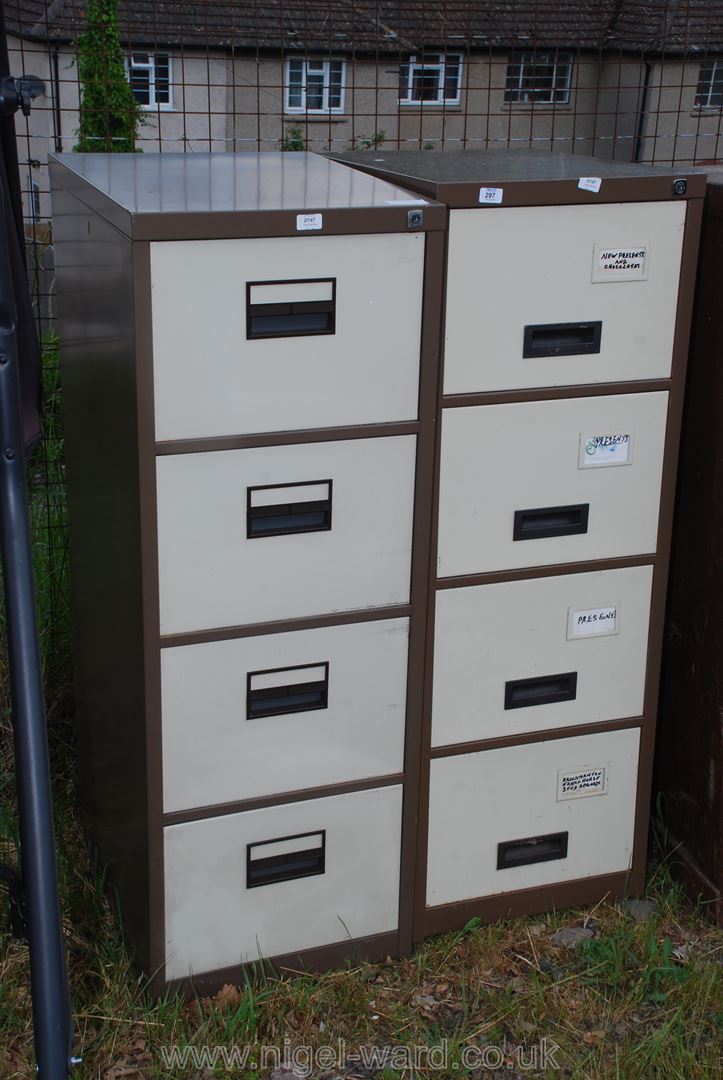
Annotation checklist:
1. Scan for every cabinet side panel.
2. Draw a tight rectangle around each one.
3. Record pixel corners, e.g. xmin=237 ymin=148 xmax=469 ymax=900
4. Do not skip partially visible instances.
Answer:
xmin=51 ymin=178 xmax=150 ymax=965
xmin=658 ymin=188 xmax=723 ymax=919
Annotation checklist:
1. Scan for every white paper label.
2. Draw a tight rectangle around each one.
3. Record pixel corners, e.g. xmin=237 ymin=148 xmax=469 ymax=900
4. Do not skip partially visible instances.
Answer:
xmin=578 ymin=176 xmax=602 ymax=193
xmin=558 ymin=764 xmax=608 ymax=800
xmin=296 ymin=213 xmax=322 ymax=231
xmin=479 ymin=186 xmax=503 ymax=205
xmin=567 ymin=605 xmax=618 ymax=639
xmin=592 ymin=243 xmax=648 ymax=282
xmin=579 ymin=432 xmax=632 ymax=468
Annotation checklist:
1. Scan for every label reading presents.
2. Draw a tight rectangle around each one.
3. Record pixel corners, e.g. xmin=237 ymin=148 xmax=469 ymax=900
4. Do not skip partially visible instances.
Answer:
xmin=557 ymin=764 xmax=608 ymax=801
xmin=479 ymin=187 xmax=503 ymax=205
xmin=296 ymin=213 xmax=323 ymax=231
xmin=579 ymin=432 xmax=632 ymax=468
xmin=567 ymin=605 xmax=618 ymax=639
xmin=592 ymin=243 xmax=648 ymax=282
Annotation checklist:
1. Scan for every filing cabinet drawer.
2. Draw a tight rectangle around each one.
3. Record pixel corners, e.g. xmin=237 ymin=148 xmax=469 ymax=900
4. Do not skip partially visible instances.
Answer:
xmin=443 ymin=201 xmax=685 ymax=394
xmin=437 ymin=393 xmax=667 ymax=576
xmin=164 ymin=785 xmax=402 ymax=978
xmin=427 ymin=728 xmax=640 ymax=906
xmin=433 ymin=565 xmax=653 ymax=746
xmin=151 ymin=233 xmax=425 ymax=440
xmin=162 ymin=618 xmax=409 ymax=811
xmin=156 ymin=435 xmax=416 ymax=634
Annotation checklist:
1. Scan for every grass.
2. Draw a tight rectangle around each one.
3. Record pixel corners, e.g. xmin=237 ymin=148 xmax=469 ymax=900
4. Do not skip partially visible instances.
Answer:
xmin=0 ymin=340 xmax=721 ymax=1078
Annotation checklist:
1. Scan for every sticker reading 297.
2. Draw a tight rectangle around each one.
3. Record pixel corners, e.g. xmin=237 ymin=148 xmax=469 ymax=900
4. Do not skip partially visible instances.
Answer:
xmin=296 ymin=213 xmax=323 ymax=231
xmin=478 ymin=187 xmax=503 ymax=205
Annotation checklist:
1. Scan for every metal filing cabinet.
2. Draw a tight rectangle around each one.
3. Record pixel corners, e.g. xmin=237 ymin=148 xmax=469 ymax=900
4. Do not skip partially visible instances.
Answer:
xmin=49 ymin=152 xmax=445 ymax=994
xmin=331 ymin=150 xmax=703 ymax=938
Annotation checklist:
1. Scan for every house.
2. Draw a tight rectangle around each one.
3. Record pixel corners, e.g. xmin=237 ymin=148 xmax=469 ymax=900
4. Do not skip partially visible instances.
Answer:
xmin=6 ymin=1 xmax=723 ymax=221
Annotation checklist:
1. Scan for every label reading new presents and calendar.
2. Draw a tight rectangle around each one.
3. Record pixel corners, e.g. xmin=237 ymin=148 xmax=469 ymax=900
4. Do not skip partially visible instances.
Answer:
xmin=592 ymin=242 xmax=648 ymax=282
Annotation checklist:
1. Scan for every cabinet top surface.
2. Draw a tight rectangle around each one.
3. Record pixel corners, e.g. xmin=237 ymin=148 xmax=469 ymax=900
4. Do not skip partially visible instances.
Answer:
xmin=48 ymin=151 xmax=432 ymax=214
xmin=326 ymin=149 xmax=706 ymax=205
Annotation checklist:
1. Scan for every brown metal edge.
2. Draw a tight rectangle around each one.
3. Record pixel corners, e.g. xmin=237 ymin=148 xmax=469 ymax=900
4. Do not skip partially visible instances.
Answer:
xmin=419 ymin=872 xmax=632 ymax=938
xmin=133 ymin=241 xmax=167 ymax=997
xmin=442 ymin=380 xmax=671 ymax=408
xmin=430 ymin=176 xmax=705 ymax=209
xmin=435 ymin=554 xmax=656 ymax=591
xmin=396 ymin=228 xmax=445 ymax=957
xmin=131 ymin=205 xmax=447 ymax=242
xmin=159 ymin=604 xmax=413 ymax=649
xmin=163 ymin=773 xmax=406 ymax=827
xmin=629 ymin=195 xmax=705 ymax=895
xmin=412 ymin=224 xmax=450 ymax=945
xmin=156 ymin=421 xmax=419 ymax=456
xmin=164 ymin=930 xmax=401 ymax=999
xmin=430 ymin=716 xmax=644 ymax=759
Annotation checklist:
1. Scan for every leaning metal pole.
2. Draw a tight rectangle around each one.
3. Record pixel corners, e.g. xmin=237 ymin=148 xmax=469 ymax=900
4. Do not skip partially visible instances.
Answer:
xmin=0 ymin=180 xmax=74 ymax=1079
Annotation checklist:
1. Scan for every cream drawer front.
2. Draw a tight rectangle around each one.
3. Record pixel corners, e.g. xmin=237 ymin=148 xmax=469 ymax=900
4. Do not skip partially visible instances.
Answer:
xmin=157 ymin=436 xmax=416 ymax=634
xmin=437 ymin=394 xmax=667 ymax=576
xmin=162 ymin=618 xmax=409 ymax=812
xmin=427 ymin=729 xmax=639 ymax=906
xmin=443 ymin=201 xmax=685 ymax=394
xmin=433 ymin=566 xmax=653 ymax=746
xmin=150 ymin=233 xmax=424 ymax=440
xmin=164 ymin=786 xmax=402 ymax=979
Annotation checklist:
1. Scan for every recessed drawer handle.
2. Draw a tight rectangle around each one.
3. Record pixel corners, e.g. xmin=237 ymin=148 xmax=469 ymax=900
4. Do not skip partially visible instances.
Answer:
xmin=523 ymin=321 xmax=602 ymax=358
xmin=246 ymin=278 xmax=336 ymax=339
xmin=497 ymin=831 xmax=569 ymax=870
xmin=504 ymin=671 xmax=578 ymax=710
xmin=247 ymin=480 xmax=332 ymax=539
xmin=513 ymin=503 xmax=589 ymax=541
xmin=247 ymin=830 xmax=326 ymax=888
xmin=247 ymin=662 xmax=329 ymax=720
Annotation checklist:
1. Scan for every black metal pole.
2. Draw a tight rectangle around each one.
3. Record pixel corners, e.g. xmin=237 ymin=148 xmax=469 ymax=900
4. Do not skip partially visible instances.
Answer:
xmin=0 ymin=187 xmax=73 ymax=1078
xmin=0 ymin=10 xmax=74 ymax=1076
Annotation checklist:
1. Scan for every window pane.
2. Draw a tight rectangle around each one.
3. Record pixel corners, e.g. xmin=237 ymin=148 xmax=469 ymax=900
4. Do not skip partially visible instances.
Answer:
xmin=329 ymin=62 xmax=343 ymax=109
xmin=155 ymin=54 xmax=170 ymax=104
xmin=287 ymin=60 xmax=303 ymax=107
xmin=696 ymin=62 xmax=723 ymax=107
xmin=306 ymin=71 xmax=324 ymax=110
xmin=131 ymin=68 xmax=150 ymax=105
xmin=399 ymin=63 xmax=410 ymax=98
xmin=411 ymin=67 xmax=442 ymax=102
xmin=444 ymin=57 xmax=461 ymax=100
xmin=131 ymin=51 xmax=150 ymax=65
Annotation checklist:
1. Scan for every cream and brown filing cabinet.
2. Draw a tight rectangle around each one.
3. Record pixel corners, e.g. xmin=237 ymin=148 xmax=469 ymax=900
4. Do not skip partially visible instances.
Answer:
xmin=49 ymin=152 xmax=445 ymax=994
xmin=331 ymin=150 xmax=704 ymax=940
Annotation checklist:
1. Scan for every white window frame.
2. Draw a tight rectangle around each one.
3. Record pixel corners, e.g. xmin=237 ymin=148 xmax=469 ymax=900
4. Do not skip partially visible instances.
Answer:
xmin=284 ymin=59 xmax=346 ymax=114
xmin=504 ymin=51 xmax=573 ymax=106
xmin=127 ymin=51 xmax=173 ymax=111
xmin=695 ymin=59 xmax=723 ymax=108
xmin=399 ymin=53 xmax=463 ymax=106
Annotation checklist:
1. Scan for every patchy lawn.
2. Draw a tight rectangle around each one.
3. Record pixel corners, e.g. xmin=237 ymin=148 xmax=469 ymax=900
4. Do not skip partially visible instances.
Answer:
xmin=0 ymin=721 xmax=721 ymax=1080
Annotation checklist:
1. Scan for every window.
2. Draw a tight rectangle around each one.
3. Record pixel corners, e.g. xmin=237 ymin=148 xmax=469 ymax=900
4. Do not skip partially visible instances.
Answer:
xmin=695 ymin=60 xmax=723 ymax=108
xmin=504 ymin=51 xmax=573 ymax=105
xmin=285 ymin=59 xmax=345 ymax=113
xmin=128 ymin=52 xmax=172 ymax=110
xmin=399 ymin=54 xmax=463 ymax=105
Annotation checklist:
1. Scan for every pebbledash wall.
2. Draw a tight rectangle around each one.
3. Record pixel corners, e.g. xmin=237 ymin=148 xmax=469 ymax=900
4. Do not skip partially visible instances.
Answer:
xmin=8 ymin=34 xmax=723 ymax=222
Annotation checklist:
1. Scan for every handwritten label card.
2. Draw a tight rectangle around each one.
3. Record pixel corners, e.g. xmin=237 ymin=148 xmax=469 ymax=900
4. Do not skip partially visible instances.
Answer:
xmin=579 ymin=432 xmax=633 ymax=468
xmin=567 ymin=605 xmax=618 ymax=639
xmin=592 ymin=243 xmax=648 ymax=282
xmin=557 ymin=764 xmax=609 ymax=801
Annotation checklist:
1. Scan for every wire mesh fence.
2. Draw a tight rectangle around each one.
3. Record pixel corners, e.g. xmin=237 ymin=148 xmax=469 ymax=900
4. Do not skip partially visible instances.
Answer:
xmin=4 ymin=0 xmax=723 ymax=699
